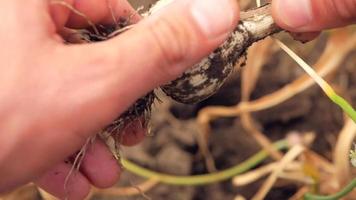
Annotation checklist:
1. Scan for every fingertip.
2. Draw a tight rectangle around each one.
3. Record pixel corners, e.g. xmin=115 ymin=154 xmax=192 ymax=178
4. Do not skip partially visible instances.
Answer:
xmin=119 ymin=119 xmax=147 ymax=146
xmin=80 ymin=140 xmax=121 ymax=188
xmin=35 ymin=162 xmax=91 ymax=200
xmin=271 ymin=0 xmax=293 ymax=31
xmin=272 ymin=0 xmax=356 ymax=32
xmin=49 ymin=0 xmax=75 ymax=29
xmin=290 ymin=31 xmax=321 ymax=43
xmin=271 ymin=0 xmax=313 ymax=32
xmin=271 ymin=0 xmax=284 ymax=28
xmin=189 ymin=0 xmax=239 ymax=40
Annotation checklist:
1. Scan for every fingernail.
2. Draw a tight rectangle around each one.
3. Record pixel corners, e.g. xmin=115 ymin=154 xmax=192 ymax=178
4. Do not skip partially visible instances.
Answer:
xmin=277 ymin=0 xmax=313 ymax=28
xmin=190 ymin=0 xmax=236 ymax=39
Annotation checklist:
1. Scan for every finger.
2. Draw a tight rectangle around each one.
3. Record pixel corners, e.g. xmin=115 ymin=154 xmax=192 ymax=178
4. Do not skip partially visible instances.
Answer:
xmin=49 ymin=0 xmax=74 ymax=28
xmin=49 ymin=0 xmax=139 ymax=29
xmin=80 ymin=139 xmax=120 ymax=188
xmin=34 ymin=162 xmax=91 ymax=200
xmin=272 ymin=0 xmax=356 ymax=32
xmin=67 ymin=0 xmax=239 ymax=119
xmin=119 ymin=118 xmax=147 ymax=146
xmin=290 ymin=31 xmax=321 ymax=43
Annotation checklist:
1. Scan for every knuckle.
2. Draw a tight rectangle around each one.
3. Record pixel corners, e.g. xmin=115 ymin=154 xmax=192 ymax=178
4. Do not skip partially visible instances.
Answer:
xmin=147 ymin=17 xmax=191 ymax=76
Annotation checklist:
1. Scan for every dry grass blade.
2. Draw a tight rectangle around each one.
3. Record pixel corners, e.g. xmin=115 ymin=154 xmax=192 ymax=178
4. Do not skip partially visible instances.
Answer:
xmin=252 ymin=145 xmax=305 ymax=200
xmin=232 ymin=162 xmax=301 ymax=186
xmin=276 ymin=38 xmax=355 ymax=121
xmin=333 ymin=118 xmax=356 ymax=187
xmin=233 ymin=163 xmax=278 ymax=186
xmin=278 ymin=171 xmax=314 ymax=184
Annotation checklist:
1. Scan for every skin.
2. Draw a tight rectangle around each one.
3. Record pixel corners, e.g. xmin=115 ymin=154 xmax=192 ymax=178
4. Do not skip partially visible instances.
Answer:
xmin=272 ymin=0 xmax=356 ymax=40
xmin=0 ymin=0 xmax=354 ymax=199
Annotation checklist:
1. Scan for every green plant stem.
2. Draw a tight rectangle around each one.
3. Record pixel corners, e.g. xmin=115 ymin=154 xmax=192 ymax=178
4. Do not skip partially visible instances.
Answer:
xmin=276 ymin=40 xmax=356 ymax=123
xmin=121 ymin=140 xmax=288 ymax=186
xmin=331 ymin=94 xmax=356 ymax=122
xmin=304 ymin=178 xmax=356 ymax=200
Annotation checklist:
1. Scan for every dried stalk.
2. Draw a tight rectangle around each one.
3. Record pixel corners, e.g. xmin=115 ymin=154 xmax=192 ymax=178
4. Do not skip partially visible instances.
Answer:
xmin=252 ymin=145 xmax=305 ymax=200
xmin=333 ymin=119 xmax=356 ymax=187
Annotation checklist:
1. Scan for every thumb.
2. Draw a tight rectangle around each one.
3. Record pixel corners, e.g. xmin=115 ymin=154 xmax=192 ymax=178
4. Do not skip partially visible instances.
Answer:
xmin=272 ymin=0 xmax=356 ymax=32
xmin=74 ymin=0 xmax=239 ymax=109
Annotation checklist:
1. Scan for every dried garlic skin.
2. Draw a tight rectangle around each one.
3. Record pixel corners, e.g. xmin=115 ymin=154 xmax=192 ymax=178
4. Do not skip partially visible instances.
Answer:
xmin=162 ymin=4 xmax=281 ymax=104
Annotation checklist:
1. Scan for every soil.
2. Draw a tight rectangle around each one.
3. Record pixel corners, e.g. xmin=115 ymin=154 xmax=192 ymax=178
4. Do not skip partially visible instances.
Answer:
xmin=91 ymin=31 xmax=355 ymax=200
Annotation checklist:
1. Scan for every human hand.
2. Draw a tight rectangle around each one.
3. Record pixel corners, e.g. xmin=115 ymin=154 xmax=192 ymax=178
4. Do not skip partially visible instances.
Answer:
xmin=0 ymin=0 xmax=239 ymax=199
xmin=272 ymin=0 xmax=356 ymax=40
